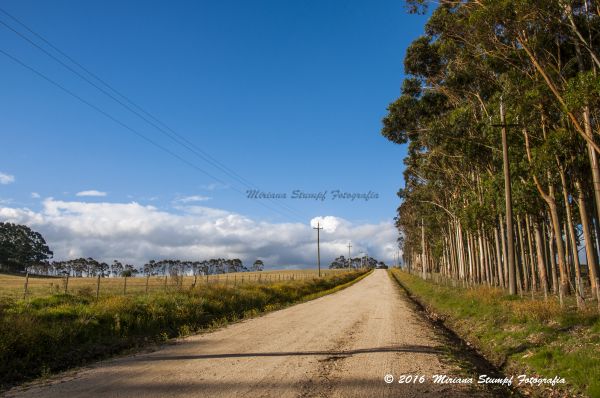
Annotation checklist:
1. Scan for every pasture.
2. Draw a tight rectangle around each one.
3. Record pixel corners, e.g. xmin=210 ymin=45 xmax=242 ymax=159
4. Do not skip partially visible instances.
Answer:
xmin=0 ymin=269 xmax=349 ymax=299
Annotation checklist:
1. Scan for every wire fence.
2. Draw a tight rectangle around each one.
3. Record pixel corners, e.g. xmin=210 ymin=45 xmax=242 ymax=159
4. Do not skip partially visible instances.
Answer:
xmin=0 ymin=269 xmax=352 ymax=300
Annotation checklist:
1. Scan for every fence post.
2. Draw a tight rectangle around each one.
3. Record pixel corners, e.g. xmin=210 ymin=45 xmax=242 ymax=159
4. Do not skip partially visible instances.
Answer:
xmin=96 ymin=274 xmax=101 ymax=300
xmin=23 ymin=271 xmax=29 ymax=300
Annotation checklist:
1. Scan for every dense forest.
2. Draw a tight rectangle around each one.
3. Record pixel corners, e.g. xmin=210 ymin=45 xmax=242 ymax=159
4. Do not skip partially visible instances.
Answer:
xmin=383 ymin=0 xmax=600 ymax=310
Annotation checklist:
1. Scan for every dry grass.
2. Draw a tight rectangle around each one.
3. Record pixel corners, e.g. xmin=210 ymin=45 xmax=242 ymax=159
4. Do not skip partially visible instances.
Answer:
xmin=510 ymin=298 xmax=564 ymax=323
xmin=462 ymin=285 xmax=506 ymax=304
xmin=0 ymin=269 xmax=348 ymax=299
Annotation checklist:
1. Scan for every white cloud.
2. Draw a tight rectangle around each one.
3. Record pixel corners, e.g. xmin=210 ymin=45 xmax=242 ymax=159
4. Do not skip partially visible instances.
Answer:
xmin=310 ymin=216 xmax=341 ymax=233
xmin=0 ymin=199 xmax=399 ymax=268
xmin=174 ymin=195 xmax=211 ymax=203
xmin=200 ymin=182 xmax=228 ymax=191
xmin=76 ymin=190 xmax=107 ymax=197
xmin=31 ymin=192 xmax=41 ymax=199
xmin=0 ymin=172 xmax=15 ymax=185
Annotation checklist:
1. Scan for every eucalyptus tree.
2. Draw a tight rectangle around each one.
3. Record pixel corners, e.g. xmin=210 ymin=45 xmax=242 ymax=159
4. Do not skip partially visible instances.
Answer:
xmin=384 ymin=0 xmax=600 ymax=310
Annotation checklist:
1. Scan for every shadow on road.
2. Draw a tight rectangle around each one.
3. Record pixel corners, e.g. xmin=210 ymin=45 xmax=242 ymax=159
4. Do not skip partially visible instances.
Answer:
xmin=144 ymin=344 xmax=444 ymax=361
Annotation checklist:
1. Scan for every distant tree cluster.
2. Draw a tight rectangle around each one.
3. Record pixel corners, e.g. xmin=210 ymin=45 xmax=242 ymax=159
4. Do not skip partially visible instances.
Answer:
xmin=141 ymin=258 xmax=247 ymax=278
xmin=28 ymin=258 xmax=251 ymax=278
xmin=24 ymin=258 xmax=138 ymax=277
xmin=329 ymin=255 xmax=384 ymax=269
xmin=0 ymin=222 xmax=267 ymax=278
xmin=252 ymin=259 xmax=264 ymax=271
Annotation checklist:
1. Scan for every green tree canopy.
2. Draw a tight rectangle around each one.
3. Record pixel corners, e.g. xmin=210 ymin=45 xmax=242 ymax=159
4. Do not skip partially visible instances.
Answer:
xmin=0 ymin=222 xmax=53 ymax=272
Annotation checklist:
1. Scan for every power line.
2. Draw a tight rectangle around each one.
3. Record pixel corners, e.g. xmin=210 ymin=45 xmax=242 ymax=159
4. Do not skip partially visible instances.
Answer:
xmin=0 ymin=7 xmax=308 ymax=221
xmin=0 ymin=47 xmax=306 ymax=223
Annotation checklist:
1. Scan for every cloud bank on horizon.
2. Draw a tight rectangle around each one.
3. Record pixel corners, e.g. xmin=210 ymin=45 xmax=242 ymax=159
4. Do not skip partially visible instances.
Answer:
xmin=0 ymin=198 xmax=400 ymax=268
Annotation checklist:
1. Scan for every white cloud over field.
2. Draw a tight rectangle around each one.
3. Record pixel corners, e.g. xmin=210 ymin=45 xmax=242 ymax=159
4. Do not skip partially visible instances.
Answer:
xmin=75 ymin=190 xmax=107 ymax=197
xmin=0 ymin=199 xmax=398 ymax=268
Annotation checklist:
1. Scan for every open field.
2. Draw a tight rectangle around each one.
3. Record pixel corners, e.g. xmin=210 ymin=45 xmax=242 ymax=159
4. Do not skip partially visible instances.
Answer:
xmin=0 ymin=269 xmax=348 ymax=300
xmin=390 ymin=269 xmax=600 ymax=397
xmin=0 ymin=269 xmax=369 ymax=390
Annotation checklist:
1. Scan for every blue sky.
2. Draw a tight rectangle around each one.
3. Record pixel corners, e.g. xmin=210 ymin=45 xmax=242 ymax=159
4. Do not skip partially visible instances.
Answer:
xmin=0 ymin=1 xmax=427 ymax=266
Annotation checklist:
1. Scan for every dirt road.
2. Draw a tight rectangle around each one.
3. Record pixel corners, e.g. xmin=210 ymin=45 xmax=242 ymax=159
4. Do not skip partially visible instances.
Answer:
xmin=6 ymin=270 xmax=497 ymax=397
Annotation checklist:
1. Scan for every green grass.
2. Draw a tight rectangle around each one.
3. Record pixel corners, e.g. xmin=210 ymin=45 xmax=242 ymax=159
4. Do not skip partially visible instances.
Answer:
xmin=389 ymin=269 xmax=600 ymax=397
xmin=0 ymin=269 xmax=369 ymax=390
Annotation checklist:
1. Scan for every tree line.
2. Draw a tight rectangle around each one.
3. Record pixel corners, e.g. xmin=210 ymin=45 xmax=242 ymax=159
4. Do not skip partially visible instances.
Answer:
xmin=383 ymin=1 xmax=600 ymax=310
xmin=24 ymin=257 xmax=261 ymax=277
xmin=0 ymin=222 xmax=265 ymax=277
xmin=329 ymin=255 xmax=384 ymax=269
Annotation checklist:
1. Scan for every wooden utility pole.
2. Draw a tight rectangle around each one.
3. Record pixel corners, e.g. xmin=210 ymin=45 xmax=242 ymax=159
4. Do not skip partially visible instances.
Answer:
xmin=313 ymin=222 xmax=323 ymax=277
xmin=493 ymin=100 xmax=518 ymax=295
xmin=347 ymin=242 xmax=352 ymax=268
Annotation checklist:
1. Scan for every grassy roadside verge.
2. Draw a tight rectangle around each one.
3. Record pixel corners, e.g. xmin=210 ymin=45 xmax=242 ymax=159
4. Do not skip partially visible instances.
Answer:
xmin=389 ymin=269 xmax=600 ymax=397
xmin=0 ymin=269 xmax=370 ymax=390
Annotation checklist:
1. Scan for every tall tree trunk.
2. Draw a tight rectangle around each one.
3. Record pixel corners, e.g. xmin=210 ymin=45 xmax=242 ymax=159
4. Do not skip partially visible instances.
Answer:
xmin=500 ymin=215 xmax=509 ymax=289
xmin=563 ymin=220 xmax=573 ymax=284
xmin=421 ymin=219 xmax=427 ymax=280
xmin=494 ymin=226 xmax=504 ymax=287
xmin=576 ymin=179 xmax=600 ymax=303
xmin=525 ymin=215 xmax=537 ymax=293
xmin=478 ymin=228 xmax=485 ymax=284
xmin=517 ymin=214 xmax=529 ymax=291
xmin=575 ymin=38 xmax=600 ymax=253
xmin=467 ymin=232 xmax=475 ymax=285
xmin=548 ymin=219 xmax=559 ymax=296
xmin=484 ymin=232 xmax=493 ymax=286
xmin=560 ymin=165 xmax=585 ymax=308
xmin=524 ymin=128 xmax=570 ymax=304
xmin=534 ymin=220 xmax=549 ymax=299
